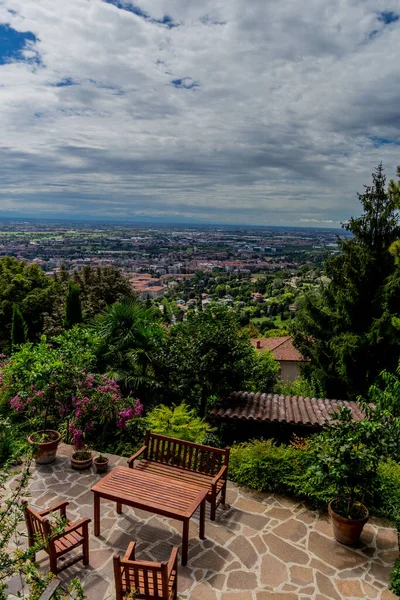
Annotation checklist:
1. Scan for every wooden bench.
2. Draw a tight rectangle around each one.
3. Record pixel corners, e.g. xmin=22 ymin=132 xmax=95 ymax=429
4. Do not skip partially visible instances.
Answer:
xmin=128 ymin=431 xmax=230 ymax=521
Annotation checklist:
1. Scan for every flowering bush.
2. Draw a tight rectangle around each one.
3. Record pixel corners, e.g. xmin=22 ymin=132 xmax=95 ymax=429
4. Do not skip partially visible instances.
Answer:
xmin=1 ymin=335 xmax=144 ymax=452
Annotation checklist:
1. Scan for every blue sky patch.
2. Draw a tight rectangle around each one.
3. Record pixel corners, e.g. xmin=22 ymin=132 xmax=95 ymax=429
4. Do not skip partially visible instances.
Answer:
xmin=104 ymin=0 xmax=178 ymax=27
xmin=369 ymin=136 xmax=400 ymax=147
xmin=0 ymin=24 xmax=37 ymax=65
xmin=171 ymin=77 xmax=199 ymax=90
xmin=378 ymin=11 xmax=399 ymax=25
xmin=52 ymin=77 xmax=77 ymax=87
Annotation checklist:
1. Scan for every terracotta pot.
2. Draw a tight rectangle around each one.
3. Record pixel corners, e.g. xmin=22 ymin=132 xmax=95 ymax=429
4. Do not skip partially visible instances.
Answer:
xmin=94 ymin=457 xmax=109 ymax=473
xmin=71 ymin=452 xmax=93 ymax=470
xmin=328 ymin=500 xmax=369 ymax=545
xmin=28 ymin=430 xmax=61 ymax=465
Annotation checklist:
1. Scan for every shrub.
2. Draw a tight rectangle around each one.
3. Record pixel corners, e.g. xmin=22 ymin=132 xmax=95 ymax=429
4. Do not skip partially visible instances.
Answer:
xmin=390 ymin=557 xmax=400 ymax=596
xmin=145 ymin=403 xmax=213 ymax=443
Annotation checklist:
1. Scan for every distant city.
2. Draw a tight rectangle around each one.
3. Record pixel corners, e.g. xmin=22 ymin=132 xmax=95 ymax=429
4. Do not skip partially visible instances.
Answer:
xmin=0 ymin=218 xmax=345 ymax=299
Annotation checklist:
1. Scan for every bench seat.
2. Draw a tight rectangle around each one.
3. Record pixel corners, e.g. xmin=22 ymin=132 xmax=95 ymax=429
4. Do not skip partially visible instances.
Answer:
xmin=128 ymin=430 xmax=230 ymax=520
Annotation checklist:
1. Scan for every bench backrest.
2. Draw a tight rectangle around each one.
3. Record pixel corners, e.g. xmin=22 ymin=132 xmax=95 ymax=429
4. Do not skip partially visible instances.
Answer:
xmin=114 ymin=556 xmax=169 ymax=599
xmin=144 ymin=430 xmax=229 ymax=476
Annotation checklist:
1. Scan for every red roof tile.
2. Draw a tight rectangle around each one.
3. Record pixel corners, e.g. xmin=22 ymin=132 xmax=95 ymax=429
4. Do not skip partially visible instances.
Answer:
xmin=210 ymin=391 xmax=366 ymax=427
xmin=251 ymin=336 xmax=304 ymax=362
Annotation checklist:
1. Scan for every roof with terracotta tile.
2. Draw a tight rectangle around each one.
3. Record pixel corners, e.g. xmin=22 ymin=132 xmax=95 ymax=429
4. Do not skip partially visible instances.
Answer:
xmin=251 ymin=336 xmax=304 ymax=362
xmin=210 ymin=391 xmax=366 ymax=427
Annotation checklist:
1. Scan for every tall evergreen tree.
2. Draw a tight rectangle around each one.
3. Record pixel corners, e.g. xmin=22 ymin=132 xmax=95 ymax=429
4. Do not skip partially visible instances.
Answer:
xmin=11 ymin=304 xmax=28 ymax=350
xmin=64 ymin=283 xmax=82 ymax=329
xmin=292 ymin=164 xmax=400 ymax=399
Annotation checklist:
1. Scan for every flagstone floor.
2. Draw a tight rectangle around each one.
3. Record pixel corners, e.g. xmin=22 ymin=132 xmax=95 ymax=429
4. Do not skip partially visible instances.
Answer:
xmin=6 ymin=444 xmax=400 ymax=600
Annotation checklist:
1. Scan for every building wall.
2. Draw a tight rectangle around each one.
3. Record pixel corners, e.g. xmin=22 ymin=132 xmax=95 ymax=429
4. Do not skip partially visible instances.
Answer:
xmin=279 ymin=361 xmax=301 ymax=382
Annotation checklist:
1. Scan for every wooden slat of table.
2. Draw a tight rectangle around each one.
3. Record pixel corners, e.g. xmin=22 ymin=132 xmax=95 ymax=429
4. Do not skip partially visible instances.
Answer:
xmin=92 ymin=466 xmax=205 ymax=519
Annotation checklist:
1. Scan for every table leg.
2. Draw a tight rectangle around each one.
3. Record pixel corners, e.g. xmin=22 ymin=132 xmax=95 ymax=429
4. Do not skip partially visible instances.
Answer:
xmin=199 ymin=500 xmax=205 ymax=540
xmin=182 ymin=519 xmax=189 ymax=566
xmin=94 ymin=493 xmax=100 ymax=536
xmin=116 ymin=502 xmax=122 ymax=514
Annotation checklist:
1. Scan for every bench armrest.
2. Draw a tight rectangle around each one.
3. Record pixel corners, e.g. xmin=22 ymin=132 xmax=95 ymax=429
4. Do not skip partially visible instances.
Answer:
xmin=167 ymin=547 xmax=179 ymax=578
xmin=39 ymin=501 xmax=69 ymax=517
xmin=127 ymin=445 xmax=147 ymax=468
xmin=211 ymin=465 xmax=228 ymax=487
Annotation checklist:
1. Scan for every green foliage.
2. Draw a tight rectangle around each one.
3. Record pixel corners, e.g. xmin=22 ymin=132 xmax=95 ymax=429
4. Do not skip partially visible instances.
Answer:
xmin=157 ymin=306 xmax=256 ymax=416
xmin=11 ymin=304 xmax=28 ymax=350
xmin=245 ymin=350 xmax=279 ymax=393
xmin=368 ymin=362 xmax=400 ymax=418
xmin=293 ymin=164 xmax=400 ymax=399
xmin=64 ymin=282 xmax=83 ymax=329
xmin=0 ymin=257 xmax=57 ymax=354
xmin=306 ymin=405 xmax=398 ymax=518
xmin=229 ymin=438 xmax=312 ymax=495
xmin=390 ymin=557 xmax=400 ymax=596
xmin=276 ymin=375 xmax=325 ymax=398
xmin=94 ymin=299 xmax=164 ymax=397
xmin=262 ymin=328 xmax=289 ymax=338
xmin=145 ymin=403 xmax=213 ymax=443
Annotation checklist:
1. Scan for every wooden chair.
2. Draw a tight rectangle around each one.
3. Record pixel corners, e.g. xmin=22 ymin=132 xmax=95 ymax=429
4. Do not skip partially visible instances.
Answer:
xmin=22 ymin=499 xmax=91 ymax=575
xmin=113 ymin=541 xmax=178 ymax=600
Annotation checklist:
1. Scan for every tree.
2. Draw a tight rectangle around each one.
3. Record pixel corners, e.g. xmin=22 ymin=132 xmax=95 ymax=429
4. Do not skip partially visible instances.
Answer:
xmin=0 ymin=257 xmax=57 ymax=353
xmin=245 ymin=349 xmax=279 ymax=393
xmin=157 ymin=306 xmax=255 ymax=416
xmin=64 ymin=283 xmax=82 ymax=329
xmin=11 ymin=304 xmax=28 ymax=350
xmin=292 ymin=164 xmax=400 ymax=399
xmin=94 ymin=299 xmax=165 ymax=397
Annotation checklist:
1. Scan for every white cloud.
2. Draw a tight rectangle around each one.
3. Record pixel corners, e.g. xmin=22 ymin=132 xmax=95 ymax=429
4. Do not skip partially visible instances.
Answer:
xmin=0 ymin=0 xmax=399 ymax=225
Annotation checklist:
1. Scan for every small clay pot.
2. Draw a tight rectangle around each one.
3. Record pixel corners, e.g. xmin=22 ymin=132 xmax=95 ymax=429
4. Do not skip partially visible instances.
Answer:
xmin=71 ymin=451 xmax=93 ymax=470
xmin=94 ymin=457 xmax=109 ymax=473
xmin=328 ymin=500 xmax=369 ymax=545
xmin=28 ymin=430 xmax=61 ymax=465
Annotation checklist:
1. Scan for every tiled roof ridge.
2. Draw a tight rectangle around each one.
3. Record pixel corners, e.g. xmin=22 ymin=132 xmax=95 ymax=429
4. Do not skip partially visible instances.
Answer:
xmin=210 ymin=391 xmax=368 ymax=427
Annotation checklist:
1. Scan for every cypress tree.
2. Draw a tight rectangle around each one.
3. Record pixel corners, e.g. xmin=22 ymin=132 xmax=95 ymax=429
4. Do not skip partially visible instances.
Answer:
xmin=11 ymin=304 xmax=28 ymax=350
xmin=64 ymin=282 xmax=82 ymax=329
xmin=293 ymin=164 xmax=400 ymax=399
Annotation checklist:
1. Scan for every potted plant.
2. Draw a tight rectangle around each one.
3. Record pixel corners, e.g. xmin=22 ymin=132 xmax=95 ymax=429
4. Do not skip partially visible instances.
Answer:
xmin=308 ymin=404 xmax=391 ymax=545
xmin=27 ymin=430 xmax=61 ymax=465
xmin=94 ymin=454 xmax=109 ymax=473
xmin=71 ymin=447 xmax=93 ymax=470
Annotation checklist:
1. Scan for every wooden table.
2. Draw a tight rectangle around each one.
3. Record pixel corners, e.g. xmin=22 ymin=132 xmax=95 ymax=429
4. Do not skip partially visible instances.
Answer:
xmin=91 ymin=466 xmax=207 ymax=565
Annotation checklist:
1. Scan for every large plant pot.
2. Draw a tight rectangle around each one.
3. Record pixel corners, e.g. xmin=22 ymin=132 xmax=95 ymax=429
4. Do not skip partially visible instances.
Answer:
xmin=71 ymin=451 xmax=93 ymax=470
xmin=28 ymin=430 xmax=61 ymax=465
xmin=328 ymin=500 xmax=369 ymax=545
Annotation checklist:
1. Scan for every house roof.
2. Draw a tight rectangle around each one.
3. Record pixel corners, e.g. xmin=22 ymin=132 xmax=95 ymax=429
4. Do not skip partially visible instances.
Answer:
xmin=210 ymin=391 xmax=366 ymax=428
xmin=251 ymin=336 xmax=304 ymax=362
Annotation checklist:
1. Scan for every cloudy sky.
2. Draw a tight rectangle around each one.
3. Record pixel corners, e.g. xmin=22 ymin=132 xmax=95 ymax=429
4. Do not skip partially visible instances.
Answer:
xmin=0 ymin=0 xmax=399 ymax=226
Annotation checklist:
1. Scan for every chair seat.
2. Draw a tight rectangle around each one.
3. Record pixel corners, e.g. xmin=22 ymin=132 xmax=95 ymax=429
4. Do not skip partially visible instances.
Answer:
xmin=121 ymin=569 xmax=177 ymax=599
xmin=54 ymin=529 xmax=84 ymax=554
xmin=134 ymin=460 xmax=225 ymax=495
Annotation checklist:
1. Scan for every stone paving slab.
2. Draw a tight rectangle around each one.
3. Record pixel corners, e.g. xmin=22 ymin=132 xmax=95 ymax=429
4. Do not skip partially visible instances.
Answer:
xmin=5 ymin=444 xmax=400 ymax=600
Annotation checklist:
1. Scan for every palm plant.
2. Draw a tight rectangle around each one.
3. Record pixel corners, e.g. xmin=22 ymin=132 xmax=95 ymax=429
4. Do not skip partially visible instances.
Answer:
xmin=94 ymin=299 xmax=165 ymax=396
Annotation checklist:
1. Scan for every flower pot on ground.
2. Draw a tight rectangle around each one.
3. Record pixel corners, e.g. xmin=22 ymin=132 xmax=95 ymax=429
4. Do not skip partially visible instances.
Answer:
xmin=71 ymin=449 xmax=92 ymax=470
xmin=328 ymin=500 xmax=369 ymax=545
xmin=94 ymin=455 xmax=109 ymax=473
xmin=27 ymin=430 xmax=61 ymax=464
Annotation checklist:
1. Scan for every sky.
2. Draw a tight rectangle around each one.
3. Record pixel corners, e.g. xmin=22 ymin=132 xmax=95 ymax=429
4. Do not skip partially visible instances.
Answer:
xmin=0 ymin=1 xmax=399 ymax=227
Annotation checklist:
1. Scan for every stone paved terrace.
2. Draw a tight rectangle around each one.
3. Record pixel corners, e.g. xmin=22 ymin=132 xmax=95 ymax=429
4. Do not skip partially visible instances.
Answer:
xmin=5 ymin=444 xmax=400 ymax=600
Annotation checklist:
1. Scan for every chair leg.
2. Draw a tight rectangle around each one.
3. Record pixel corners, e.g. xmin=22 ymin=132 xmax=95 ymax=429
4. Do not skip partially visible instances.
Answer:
xmin=49 ymin=554 xmax=58 ymax=575
xmin=83 ymin=524 xmax=89 ymax=566
xmin=221 ymin=480 xmax=227 ymax=505
xmin=210 ymin=500 xmax=216 ymax=521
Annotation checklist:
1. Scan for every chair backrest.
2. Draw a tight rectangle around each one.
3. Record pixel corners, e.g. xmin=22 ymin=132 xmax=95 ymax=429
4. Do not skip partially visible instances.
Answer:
xmin=144 ymin=430 xmax=229 ymax=476
xmin=23 ymin=502 xmax=52 ymax=546
xmin=115 ymin=556 xmax=169 ymax=600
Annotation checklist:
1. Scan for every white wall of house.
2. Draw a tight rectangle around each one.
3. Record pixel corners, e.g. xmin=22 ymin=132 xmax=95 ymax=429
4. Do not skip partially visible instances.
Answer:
xmin=279 ymin=361 xmax=301 ymax=382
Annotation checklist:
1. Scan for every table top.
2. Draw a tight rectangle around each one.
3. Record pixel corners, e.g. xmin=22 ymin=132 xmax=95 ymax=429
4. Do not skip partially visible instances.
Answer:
xmin=91 ymin=466 xmax=207 ymax=519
